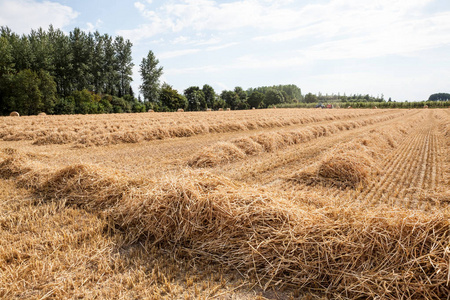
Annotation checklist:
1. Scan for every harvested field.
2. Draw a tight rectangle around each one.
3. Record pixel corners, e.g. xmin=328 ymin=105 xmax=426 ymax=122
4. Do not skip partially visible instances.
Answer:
xmin=0 ymin=109 xmax=449 ymax=299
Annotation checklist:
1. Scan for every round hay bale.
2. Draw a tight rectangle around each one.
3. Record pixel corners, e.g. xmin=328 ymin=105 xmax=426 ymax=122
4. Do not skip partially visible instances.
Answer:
xmin=177 ymin=108 xmax=184 ymax=112
xmin=423 ymin=105 xmax=428 ymax=109
xmin=38 ymin=112 xmax=46 ymax=116
xmin=218 ymin=108 xmax=224 ymax=111
xmin=373 ymin=106 xmax=377 ymax=109
xmin=9 ymin=111 xmax=20 ymax=117
xmin=206 ymin=108 xmax=212 ymax=111
xmin=226 ymin=108 xmax=231 ymax=111
xmin=252 ymin=107 xmax=256 ymax=110
xmin=347 ymin=106 xmax=352 ymax=109
xmin=148 ymin=109 xmax=154 ymax=112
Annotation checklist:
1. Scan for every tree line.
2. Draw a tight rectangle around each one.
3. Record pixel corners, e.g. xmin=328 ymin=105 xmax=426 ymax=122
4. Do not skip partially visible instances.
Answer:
xmin=0 ymin=25 xmax=304 ymax=115
xmin=0 ymin=26 xmax=140 ymax=115
xmin=148 ymin=84 xmax=302 ymax=112
xmin=303 ymin=92 xmax=387 ymax=103
xmin=428 ymin=93 xmax=450 ymax=101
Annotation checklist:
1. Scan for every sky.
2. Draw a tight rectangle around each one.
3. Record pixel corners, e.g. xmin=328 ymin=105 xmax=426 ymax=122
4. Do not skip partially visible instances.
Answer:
xmin=1 ymin=0 xmax=450 ymax=101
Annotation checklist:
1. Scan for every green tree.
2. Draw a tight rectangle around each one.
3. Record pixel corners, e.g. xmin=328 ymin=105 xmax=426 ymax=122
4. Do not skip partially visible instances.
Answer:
xmin=247 ymin=91 xmax=265 ymax=108
xmin=160 ymin=83 xmax=187 ymax=111
xmin=184 ymin=86 xmax=205 ymax=111
xmin=202 ymin=84 xmax=216 ymax=108
xmin=54 ymin=97 xmax=75 ymax=114
xmin=264 ymin=89 xmax=284 ymax=107
xmin=114 ymin=36 xmax=134 ymax=96
xmin=220 ymin=90 xmax=239 ymax=109
xmin=69 ymin=28 xmax=93 ymax=91
xmin=139 ymin=50 xmax=163 ymax=104
xmin=29 ymin=27 xmax=53 ymax=72
xmin=37 ymin=69 xmax=57 ymax=113
xmin=0 ymin=36 xmax=14 ymax=76
xmin=428 ymin=93 xmax=450 ymax=101
xmin=48 ymin=26 xmax=73 ymax=96
xmin=103 ymin=34 xmax=118 ymax=95
xmin=234 ymin=86 xmax=247 ymax=103
xmin=4 ymin=69 xmax=42 ymax=115
xmin=304 ymin=92 xmax=318 ymax=103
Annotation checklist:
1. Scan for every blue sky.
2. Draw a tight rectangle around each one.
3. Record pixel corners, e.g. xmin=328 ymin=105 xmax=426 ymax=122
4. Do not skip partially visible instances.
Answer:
xmin=1 ymin=0 xmax=450 ymax=101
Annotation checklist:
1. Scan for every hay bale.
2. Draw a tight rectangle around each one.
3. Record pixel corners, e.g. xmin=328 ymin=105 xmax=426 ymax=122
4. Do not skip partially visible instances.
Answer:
xmin=148 ymin=109 xmax=154 ymax=112
xmin=9 ymin=111 xmax=19 ymax=117
xmin=424 ymin=105 xmax=428 ymax=109
xmin=373 ymin=106 xmax=378 ymax=109
xmin=252 ymin=107 xmax=256 ymax=110
xmin=177 ymin=108 xmax=184 ymax=112
xmin=347 ymin=106 xmax=352 ymax=109
xmin=38 ymin=112 xmax=46 ymax=116
xmin=226 ymin=108 xmax=231 ymax=111
xmin=206 ymin=108 xmax=212 ymax=111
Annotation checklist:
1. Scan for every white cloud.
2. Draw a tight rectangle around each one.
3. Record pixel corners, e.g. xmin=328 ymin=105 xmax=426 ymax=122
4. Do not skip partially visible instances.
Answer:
xmin=0 ymin=0 xmax=78 ymax=34
xmin=296 ymin=11 xmax=450 ymax=61
xmin=123 ymin=0 xmax=304 ymax=41
xmin=158 ymin=48 xmax=200 ymax=59
xmin=206 ymin=42 xmax=238 ymax=51
xmin=84 ymin=19 xmax=103 ymax=33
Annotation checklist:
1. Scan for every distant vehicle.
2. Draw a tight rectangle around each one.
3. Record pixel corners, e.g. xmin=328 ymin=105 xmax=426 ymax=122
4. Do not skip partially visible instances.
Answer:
xmin=326 ymin=104 xmax=333 ymax=109
xmin=315 ymin=103 xmax=325 ymax=108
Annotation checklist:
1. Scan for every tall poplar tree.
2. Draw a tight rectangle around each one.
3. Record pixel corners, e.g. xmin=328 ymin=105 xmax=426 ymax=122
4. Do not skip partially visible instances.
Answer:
xmin=114 ymin=36 xmax=134 ymax=96
xmin=139 ymin=50 xmax=163 ymax=104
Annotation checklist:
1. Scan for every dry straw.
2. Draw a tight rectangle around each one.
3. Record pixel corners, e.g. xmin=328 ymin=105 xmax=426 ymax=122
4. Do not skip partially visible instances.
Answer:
xmin=286 ymin=122 xmax=412 ymax=189
xmin=1 ymin=151 xmax=448 ymax=299
xmin=189 ymin=112 xmax=405 ymax=168
xmin=0 ymin=109 xmax=399 ymax=147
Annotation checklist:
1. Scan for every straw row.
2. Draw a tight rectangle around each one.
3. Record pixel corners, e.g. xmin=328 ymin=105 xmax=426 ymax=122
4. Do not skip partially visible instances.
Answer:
xmin=285 ymin=114 xmax=419 ymax=188
xmin=1 ymin=151 xmax=448 ymax=299
xmin=189 ymin=111 xmax=408 ymax=167
xmin=0 ymin=109 xmax=394 ymax=147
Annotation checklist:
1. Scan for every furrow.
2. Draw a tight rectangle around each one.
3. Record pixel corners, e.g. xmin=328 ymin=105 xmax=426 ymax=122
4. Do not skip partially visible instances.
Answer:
xmin=357 ymin=130 xmax=423 ymax=206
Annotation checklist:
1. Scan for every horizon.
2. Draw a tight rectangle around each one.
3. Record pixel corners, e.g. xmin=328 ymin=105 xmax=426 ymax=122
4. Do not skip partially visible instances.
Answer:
xmin=1 ymin=0 xmax=449 ymax=101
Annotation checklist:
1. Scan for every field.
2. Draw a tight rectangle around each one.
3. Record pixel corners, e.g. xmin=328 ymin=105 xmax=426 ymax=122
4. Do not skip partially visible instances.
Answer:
xmin=0 ymin=108 xmax=449 ymax=299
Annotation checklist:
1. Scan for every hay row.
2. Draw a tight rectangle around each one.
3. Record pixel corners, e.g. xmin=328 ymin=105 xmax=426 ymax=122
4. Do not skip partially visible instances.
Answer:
xmin=1 ymin=151 xmax=448 ymax=299
xmin=285 ymin=110 xmax=448 ymax=193
xmin=0 ymin=109 xmax=395 ymax=146
xmin=189 ymin=111 xmax=409 ymax=167
xmin=285 ymin=116 xmax=419 ymax=189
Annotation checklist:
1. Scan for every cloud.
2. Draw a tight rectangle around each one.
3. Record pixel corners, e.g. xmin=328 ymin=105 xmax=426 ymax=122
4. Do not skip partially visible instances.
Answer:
xmin=206 ymin=42 xmax=238 ymax=51
xmin=0 ymin=0 xmax=78 ymax=34
xmin=158 ymin=48 xmax=200 ymax=59
xmin=123 ymin=0 xmax=303 ymax=42
xmin=296 ymin=11 xmax=450 ymax=61
xmin=84 ymin=19 xmax=103 ymax=33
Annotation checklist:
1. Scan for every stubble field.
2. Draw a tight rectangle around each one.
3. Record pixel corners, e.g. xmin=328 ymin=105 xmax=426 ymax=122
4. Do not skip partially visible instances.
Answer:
xmin=0 ymin=108 xmax=449 ymax=299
